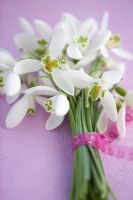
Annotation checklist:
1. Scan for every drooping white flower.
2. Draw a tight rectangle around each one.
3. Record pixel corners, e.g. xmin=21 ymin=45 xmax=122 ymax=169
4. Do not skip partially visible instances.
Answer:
xmin=100 ymin=12 xmax=133 ymax=60
xmin=35 ymin=94 xmax=69 ymax=130
xmin=117 ymin=91 xmax=133 ymax=136
xmin=5 ymin=85 xmax=60 ymax=129
xmin=98 ymin=88 xmax=133 ymax=137
xmin=14 ymin=17 xmax=66 ymax=58
xmin=90 ymin=70 xmax=121 ymax=123
xmin=5 ymin=94 xmax=35 ymax=128
xmin=0 ymin=50 xmax=21 ymax=98
xmin=1 ymin=57 xmax=44 ymax=99
xmin=60 ymin=12 xmax=112 ymax=69
xmin=61 ymin=12 xmax=98 ymax=60
xmin=98 ymin=101 xmax=126 ymax=137
xmin=25 ymin=86 xmax=69 ymax=130
xmin=100 ymin=70 xmax=121 ymax=120
xmin=14 ymin=18 xmax=39 ymax=52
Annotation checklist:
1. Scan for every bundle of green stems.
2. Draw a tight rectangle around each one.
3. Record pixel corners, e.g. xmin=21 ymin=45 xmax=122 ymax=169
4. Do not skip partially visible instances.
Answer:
xmin=68 ymin=90 xmax=117 ymax=200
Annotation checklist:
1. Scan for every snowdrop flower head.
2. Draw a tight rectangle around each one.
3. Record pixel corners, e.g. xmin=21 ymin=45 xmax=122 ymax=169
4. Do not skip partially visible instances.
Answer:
xmin=101 ymin=12 xmax=133 ymax=60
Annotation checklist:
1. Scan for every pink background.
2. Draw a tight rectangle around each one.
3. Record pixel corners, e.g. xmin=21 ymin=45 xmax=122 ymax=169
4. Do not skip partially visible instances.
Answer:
xmin=0 ymin=0 xmax=133 ymax=199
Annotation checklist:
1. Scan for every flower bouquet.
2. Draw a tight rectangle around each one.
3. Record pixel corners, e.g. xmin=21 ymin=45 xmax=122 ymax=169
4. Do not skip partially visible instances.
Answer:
xmin=1 ymin=12 xmax=133 ymax=200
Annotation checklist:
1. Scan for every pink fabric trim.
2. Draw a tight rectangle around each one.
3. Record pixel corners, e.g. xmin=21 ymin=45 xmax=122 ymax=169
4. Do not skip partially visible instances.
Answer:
xmin=72 ymin=133 xmax=133 ymax=160
xmin=72 ymin=108 xmax=133 ymax=160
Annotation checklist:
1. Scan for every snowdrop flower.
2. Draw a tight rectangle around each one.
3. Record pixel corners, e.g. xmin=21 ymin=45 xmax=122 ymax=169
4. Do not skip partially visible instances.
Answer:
xmin=61 ymin=12 xmax=98 ymax=60
xmin=97 ymin=88 xmax=133 ymax=137
xmin=14 ymin=17 xmax=66 ymax=59
xmin=60 ymin=13 xmax=111 ymax=69
xmin=25 ymin=85 xmax=69 ymax=130
xmin=14 ymin=18 xmax=40 ymax=53
xmin=101 ymin=12 xmax=133 ymax=60
xmin=5 ymin=85 xmax=59 ymax=129
xmin=115 ymin=91 xmax=133 ymax=137
xmin=3 ymin=57 xmax=44 ymax=98
xmin=90 ymin=70 xmax=122 ymax=122
xmin=14 ymin=18 xmax=53 ymax=59
xmin=0 ymin=50 xmax=21 ymax=97
xmin=35 ymin=94 xmax=69 ymax=130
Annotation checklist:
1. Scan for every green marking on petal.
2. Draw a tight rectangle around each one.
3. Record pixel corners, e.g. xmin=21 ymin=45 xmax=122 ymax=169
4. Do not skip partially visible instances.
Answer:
xmin=78 ymin=36 xmax=89 ymax=47
xmin=116 ymin=100 xmax=124 ymax=112
xmin=107 ymin=35 xmax=121 ymax=48
xmin=35 ymin=49 xmax=46 ymax=57
xmin=41 ymin=56 xmax=59 ymax=73
xmin=27 ymin=108 xmax=35 ymax=115
xmin=60 ymin=58 xmax=67 ymax=64
xmin=0 ymin=76 xmax=4 ymax=87
xmin=44 ymin=99 xmax=53 ymax=112
xmin=101 ymin=89 xmax=106 ymax=98
xmin=0 ymin=77 xmax=3 ymax=82
xmin=37 ymin=39 xmax=47 ymax=46
xmin=29 ymin=81 xmax=36 ymax=88
xmin=89 ymin=85 xmax=102 ymax=101
xmin=74 ymin=35 xmax=89 ymax=47
xmin=90 ymin=57 xmax=107 ymax=78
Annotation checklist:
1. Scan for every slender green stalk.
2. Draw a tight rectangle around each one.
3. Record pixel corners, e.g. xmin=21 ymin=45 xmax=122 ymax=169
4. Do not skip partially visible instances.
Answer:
xmin=68 ymin=90 xmax=117 ymax=200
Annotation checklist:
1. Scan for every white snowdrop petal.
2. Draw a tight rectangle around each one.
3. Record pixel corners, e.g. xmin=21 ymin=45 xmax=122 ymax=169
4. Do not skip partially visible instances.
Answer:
xmin=74 ymin=54 xmax=96 ymax=68
xmin=88 ymin=30 xmax=111 ymax=54
xmin=65 ymin=69 xmax=95 ymax=89
xmin=14 ymin=59 xmax=42 ymax=75
xmin=25 ymin=86 xmax=59 ymax=96
xmin=116 ymin=103 xmax=126 ymax=137
xmin=5 ymin=95 xmax=30 ymax=129
xmin=97 ymin=111 xmax=108 ymax=133
xmin=19 ymin=17 xmax=34 ymax=35
xmin=0 ymin=51 xmax=16 ymax=66
xmin=35 ymin=96 xmax=46 ymax=108
xmin=101 ymin=47 xmax=109 ymax=58
xmin=6 ymin=91 xmax=21 ymax=104
xmin=14 ymin=33 xmax=38 ymax=51
xmin=34 ymin=20 xmax=52 ymax=42
xmin=0 ymin=63 xmax=10 ymax=70
xmin=4 ymin=72 xmax=21 ymax=96
xmin=54 ymin=94 xmax=69 ymax=116
xmin=101 ymin=12 xmax=109 ymax=32
xmin=81 ymin=18 xmax=98 ymax=37
xmin=61 ymin=12 xmax=79 ymax=25
xmin=67 ymin=45 xmax=83 ymax=60
xmin=49 ymin=28 xmax=67 ymax=58
xmin=52 ymin=69 xmax=74 ymax=95
xmin=45 ymin=113 xmax=64 ymax=130
xmin=102 ymin=70 xmax=122 ymax=84
xmin=61 ymin=15 xmax=78 ymax=43
xmin=38 ymin=71 xmax=55 ymax=88
xmin=100 ymin=90 xmax=117 ymax=121
xmin=109 ymin=61 xmax=125 ymax=77
xmin=125 ymin=92 xmax=133 ymax=109
xmin=112 ymin=48 xmax=133 ymax=60
xmin=29 ymin=96 xmax=36 ymax=111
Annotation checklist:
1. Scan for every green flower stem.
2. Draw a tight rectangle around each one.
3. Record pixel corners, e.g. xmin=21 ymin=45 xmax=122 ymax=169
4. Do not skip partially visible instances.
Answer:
xmin=68 ymin=90 xmax=117 ymax=200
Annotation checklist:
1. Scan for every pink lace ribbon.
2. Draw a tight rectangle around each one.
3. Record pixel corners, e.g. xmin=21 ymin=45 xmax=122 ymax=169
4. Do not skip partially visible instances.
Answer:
xmin=72 ymin=108 xmax=133 ymax=160
xmin=72 ymin=133 xmax=133 ymax=160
